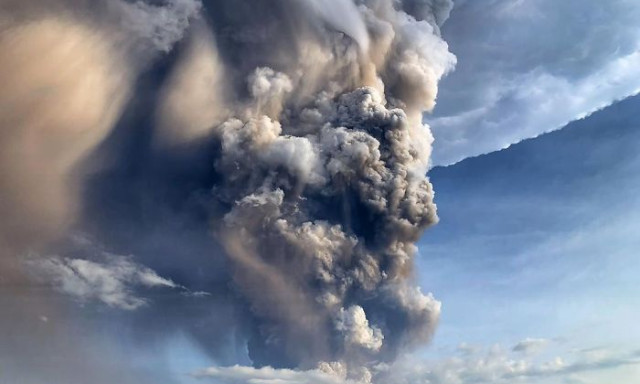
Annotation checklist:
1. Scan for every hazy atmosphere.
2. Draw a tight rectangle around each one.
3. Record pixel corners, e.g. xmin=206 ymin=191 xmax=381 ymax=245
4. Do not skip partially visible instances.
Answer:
xmin=1 ymin=1 xmax=638 ymax=383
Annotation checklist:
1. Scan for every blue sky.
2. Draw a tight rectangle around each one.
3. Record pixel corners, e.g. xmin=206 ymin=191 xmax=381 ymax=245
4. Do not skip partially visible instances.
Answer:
xmin=412 ymin=94 xmax=640 ymax=383
xmin=172 ymin=83 xmax=640 ymax=384
xmin=403 ymin=3 xmax=640 ymax=381
xmin=428 ymin=0 xmax=640 ymax=166
xmin=166 ymin=54 xmax=640 ymax=384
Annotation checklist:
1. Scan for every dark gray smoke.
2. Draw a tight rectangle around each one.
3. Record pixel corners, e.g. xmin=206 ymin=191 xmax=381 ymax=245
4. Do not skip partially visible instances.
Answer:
xmin=0 ymin=0 xmax=455 ymax=382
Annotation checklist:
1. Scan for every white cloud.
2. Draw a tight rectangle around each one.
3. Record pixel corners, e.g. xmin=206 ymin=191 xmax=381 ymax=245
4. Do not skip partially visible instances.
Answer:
xmin=336 ymin=306 xmax=384 ymax=352
xmin=194 ymin=365 xmax=347 ymax=384
xmin=32 ymin=254 xmax=180 ymax=310
xmin=378 ymin=345 xmax=640 ymax=384
xmin=429 ymin=0 xmax=640 ymax=165
xmin=194 ymin=345 xmax=640 ymax=384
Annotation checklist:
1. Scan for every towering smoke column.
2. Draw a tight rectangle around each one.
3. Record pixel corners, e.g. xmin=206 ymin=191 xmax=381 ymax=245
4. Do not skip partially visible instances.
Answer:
xmin=168 ymin=0 xmax=456 ymax=380
xmin=0 ymin=0 xmax=455 ymax=383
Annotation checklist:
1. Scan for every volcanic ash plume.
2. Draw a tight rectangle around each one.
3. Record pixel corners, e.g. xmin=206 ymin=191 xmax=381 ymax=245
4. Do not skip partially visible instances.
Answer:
xmin=0 ymin=0 xmax=201 ymax=276
xmin=0 ymin=0 xmax=456 ymax=383
xmin=174 ymin=0 xmax=456 ymax=380
xmin=0 ymin=12 xmax=129 ymax=280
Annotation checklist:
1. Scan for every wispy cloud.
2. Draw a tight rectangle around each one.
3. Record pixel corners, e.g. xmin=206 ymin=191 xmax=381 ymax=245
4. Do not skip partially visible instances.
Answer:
xmin=430 ymin=0 xmax=640 ymax=165
xmin=379 ymin=345 xmax=640 ymax=384
xmin=31 ymin=254 xmax=180 ymax=310
xmin=193 ymin=344 xmax=640 ymax=384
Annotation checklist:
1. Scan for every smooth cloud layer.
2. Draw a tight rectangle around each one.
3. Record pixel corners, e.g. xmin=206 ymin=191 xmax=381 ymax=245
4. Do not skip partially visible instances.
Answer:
xmin=429 ymin=0 xmax=640 ymax=165
xmin=416 ymin=95 xmax=640 ymax=384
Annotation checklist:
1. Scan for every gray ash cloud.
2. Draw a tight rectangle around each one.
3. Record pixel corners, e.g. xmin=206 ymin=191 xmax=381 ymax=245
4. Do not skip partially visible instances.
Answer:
xmin=0 ymin=0 xmax=455 ymax=382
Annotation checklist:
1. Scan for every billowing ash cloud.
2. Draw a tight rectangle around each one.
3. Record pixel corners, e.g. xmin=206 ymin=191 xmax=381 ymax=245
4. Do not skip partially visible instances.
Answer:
xmin=0 ymin=0 xmax=455 ymax=382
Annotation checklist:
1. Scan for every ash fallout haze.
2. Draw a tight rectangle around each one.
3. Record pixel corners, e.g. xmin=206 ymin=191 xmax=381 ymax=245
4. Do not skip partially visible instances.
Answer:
xmin=1 ymin=1 xmax=639 ymax=384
